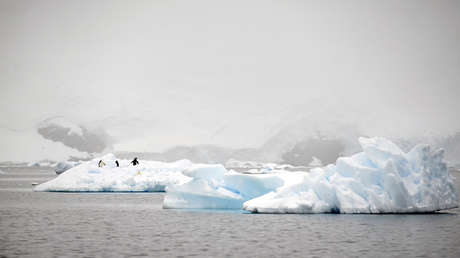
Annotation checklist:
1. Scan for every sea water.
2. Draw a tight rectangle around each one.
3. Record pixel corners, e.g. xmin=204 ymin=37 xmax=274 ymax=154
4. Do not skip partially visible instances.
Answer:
xmin=1 ymin=167 xmax=459 ymax=257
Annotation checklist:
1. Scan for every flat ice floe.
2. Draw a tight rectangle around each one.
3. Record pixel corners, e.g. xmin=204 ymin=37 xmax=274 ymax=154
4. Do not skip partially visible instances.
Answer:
xmin=243 ymin=137 xmax=459 ymax=213
xmin=34 ymin=154 xmax=193 ymax=192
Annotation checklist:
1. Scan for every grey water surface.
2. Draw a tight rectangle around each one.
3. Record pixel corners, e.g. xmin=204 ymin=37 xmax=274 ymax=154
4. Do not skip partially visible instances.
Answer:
xmin=1 ymin=167 xmax=459 ymax=258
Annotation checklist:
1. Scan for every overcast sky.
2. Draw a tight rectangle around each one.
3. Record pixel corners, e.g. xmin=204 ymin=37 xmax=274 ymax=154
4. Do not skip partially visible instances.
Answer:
xmin=1 ymin=0 xmax=459 ymax=152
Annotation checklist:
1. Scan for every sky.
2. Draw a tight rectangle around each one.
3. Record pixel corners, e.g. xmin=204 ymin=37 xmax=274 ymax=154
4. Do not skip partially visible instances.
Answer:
xmin=1 ymin=0 xmax=460 ymax=153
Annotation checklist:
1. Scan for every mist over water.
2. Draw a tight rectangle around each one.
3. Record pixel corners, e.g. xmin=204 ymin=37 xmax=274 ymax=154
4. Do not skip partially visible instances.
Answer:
xmin=1 ymin=0 xmax=460 ymax=161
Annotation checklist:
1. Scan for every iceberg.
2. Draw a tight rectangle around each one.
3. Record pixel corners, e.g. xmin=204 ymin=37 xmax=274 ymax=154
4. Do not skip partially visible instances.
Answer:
xmin=163 ymin=137 xmax=458 ymax=213
xmin=34 ymin=137 xmax=458 ymax=214
xmin=163 ymin=164 xmax=299 ymax=209
xmin=34 ymin=154 xmax=193 ymax=192
xmin=243 ymin=137 xmax=459 ymax=213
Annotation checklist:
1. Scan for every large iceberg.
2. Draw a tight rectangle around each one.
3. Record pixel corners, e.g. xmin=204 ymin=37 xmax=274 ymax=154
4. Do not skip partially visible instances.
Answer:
xmin=164 ymin=137 xmax=458 ymax=213
xmin=243 ymin=137 xmax=459 ymax=213
xmin=34 ymin=154 xmax=193 ymax=192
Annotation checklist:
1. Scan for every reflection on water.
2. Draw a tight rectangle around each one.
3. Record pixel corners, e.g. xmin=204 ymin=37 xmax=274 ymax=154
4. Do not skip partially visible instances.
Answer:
xmin=1 ymin=167 xmax=459 ymax=257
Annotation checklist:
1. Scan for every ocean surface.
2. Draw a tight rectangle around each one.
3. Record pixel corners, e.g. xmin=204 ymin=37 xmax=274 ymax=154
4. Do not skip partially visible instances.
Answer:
xmin=1 ymin=166 xmax=460 ymax=258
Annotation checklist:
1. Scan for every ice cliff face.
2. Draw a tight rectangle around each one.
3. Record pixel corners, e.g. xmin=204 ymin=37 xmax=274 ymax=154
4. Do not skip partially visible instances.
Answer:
xmin=163 ymin=165 xmax=289 ymax=209
xmin=243 ymin=137 xmax=458 ymax=213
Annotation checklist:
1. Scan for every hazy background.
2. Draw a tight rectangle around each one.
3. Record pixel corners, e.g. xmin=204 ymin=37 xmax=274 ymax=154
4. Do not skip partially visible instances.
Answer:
xmin=1 ymin=0 xmax=460 ymax=163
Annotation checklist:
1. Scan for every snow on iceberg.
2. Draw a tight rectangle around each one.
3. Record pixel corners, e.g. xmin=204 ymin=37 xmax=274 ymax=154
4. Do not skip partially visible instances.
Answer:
xmin=243 ymin=137 xmax=459 ymax=213
xmin=34 ymin=154 xmax=193 ymax=192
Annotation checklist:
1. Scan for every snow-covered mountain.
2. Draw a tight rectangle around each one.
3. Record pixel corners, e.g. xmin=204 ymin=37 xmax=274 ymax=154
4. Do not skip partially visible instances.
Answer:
xmin=116 ymin=129 xmax=460 ymax=168
xmin=2 ymin=116 xmax=460 ymax=168
xmin=0 ymin=117 xmax=111 ymax=163
xmin=37 ymin=117 xmax=110 ymax=154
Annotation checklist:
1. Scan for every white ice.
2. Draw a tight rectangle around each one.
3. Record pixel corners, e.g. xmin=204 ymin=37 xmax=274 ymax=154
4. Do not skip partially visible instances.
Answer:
xmin=34 ymin=154 xmax=193 ymax=192
xmin=163 ymin=160 xmax=311 ymax=209
xmin=34 ymin=137 xmax=459 ymax=213
xmin=164 ymin=137 xmax=458 ymax=213
xmin=243 ymin=137 xmax=459 ymax=213
xmin=163 ymin=163 xmax=300 ymax=209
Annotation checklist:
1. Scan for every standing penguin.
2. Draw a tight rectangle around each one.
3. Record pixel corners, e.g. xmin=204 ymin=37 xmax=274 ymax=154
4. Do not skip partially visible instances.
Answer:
xmin=130 ymin=157 xmax=139 ymax=166
xmin=98 ymin=160 xmax=106 ymax=167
